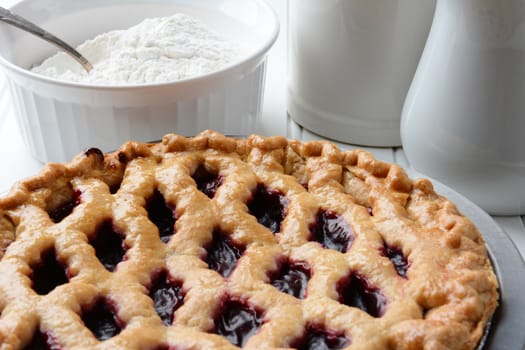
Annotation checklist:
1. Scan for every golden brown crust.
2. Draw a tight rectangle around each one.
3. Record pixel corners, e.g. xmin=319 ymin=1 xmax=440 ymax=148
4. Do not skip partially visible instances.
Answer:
xmin=0 ymin=130 xmax=498 ymax=349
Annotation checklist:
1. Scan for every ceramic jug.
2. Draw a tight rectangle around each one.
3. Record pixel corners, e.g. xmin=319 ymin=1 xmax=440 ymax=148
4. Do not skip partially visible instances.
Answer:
xmin=401 ymin=0 xmax=525 ymax=215
xmin=288 ymin=0 xmax=436 ymax=146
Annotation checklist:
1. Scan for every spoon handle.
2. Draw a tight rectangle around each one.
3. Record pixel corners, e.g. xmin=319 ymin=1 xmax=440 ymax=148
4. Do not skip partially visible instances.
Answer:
xmin=0 ymin=6 xmax=93 ymax=72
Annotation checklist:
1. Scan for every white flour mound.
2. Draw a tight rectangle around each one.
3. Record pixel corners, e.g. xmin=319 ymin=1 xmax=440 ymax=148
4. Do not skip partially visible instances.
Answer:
xmin=31 ymin=13 xmax=243 ymax=85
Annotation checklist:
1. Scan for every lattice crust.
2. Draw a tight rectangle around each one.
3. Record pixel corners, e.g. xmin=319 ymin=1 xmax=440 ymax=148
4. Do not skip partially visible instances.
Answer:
xmin=0 ymin=131 xmax=498 ymax=350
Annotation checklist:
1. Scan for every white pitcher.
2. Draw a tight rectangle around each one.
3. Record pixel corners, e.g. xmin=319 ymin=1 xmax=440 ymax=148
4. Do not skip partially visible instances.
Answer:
xmin=288 ymin=0 xmax=436 ymax=146
xmin=401 ymin=0 xmax=525 ymax=215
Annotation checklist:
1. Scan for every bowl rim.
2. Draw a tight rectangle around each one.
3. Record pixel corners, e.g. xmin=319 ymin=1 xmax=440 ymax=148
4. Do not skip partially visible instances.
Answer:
xmin=0 ymin=0 xmax=280 ymax=91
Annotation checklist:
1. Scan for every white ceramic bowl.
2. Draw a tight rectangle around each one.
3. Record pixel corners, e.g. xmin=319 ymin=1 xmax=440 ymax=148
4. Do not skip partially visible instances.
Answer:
xmin=0 ymin=0 xmax=279 ymax=163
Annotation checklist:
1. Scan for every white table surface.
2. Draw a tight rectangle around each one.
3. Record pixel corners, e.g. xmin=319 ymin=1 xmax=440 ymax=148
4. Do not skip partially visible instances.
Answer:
xmin=1 ymin=0 xmax=524 ymax=263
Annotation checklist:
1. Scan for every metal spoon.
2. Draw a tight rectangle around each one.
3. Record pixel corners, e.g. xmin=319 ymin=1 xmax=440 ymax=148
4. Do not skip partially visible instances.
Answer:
xmin=0 ymin=6 xmax=93 ymax=73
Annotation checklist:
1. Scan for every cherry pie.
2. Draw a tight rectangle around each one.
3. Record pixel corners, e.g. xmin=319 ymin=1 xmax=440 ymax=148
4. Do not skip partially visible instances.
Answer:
xmin=0 ymin=131 xmax=499 ymax=349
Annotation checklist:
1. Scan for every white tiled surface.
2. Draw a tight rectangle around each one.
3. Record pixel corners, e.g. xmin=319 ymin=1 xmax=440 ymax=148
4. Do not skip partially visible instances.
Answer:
xmin=1 ymin=0 xmax=523 ymax=263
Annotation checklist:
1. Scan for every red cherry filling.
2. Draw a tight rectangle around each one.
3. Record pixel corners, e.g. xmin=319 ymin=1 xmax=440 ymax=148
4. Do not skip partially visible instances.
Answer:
xmin=192 ymin=164 xmax=223 ymax=199
xmin=83 ymin=148 xmax=123 ymax=194
xmin=213 ymin=299 xmax=263 ymax=347
xmin=31 ymin=249 xmax=69 ymax=295
xmin=268 ymin=261 xmax=311 ymax=299
xmin=153 ymin=345 xmax=181 ymax=350
xmin=147 ymin=190 xmax=177 ymax=243
xmin=204 ymin=231 xmax=244 ymax=278
xmin=48 ymin=190 xmax=81 ymax=223
xmin=153 ymin=346 xmax=168 ymax=350
xmin=81 ymin=298 xmax=122 ymax=341
xmin=90 ymin=221 xmax=126 ymax=272
xmin=309 ymin=210 xmax=354 ymax=253
xmin=381 ymin=243 xmax=409 ymax=278
xmin=292 ymin=325 xmax=350 ymax=350
xmin=24 ymin=330 xmax=61 ymax=350
xmin=247 ymin=184 xmax=288 ymax=233
xmin=337 ymin=273 xmax=387 ymax=318
xmin=149 ymin=270 xmax=185 ymax=326
xmin=83 ymin=147 xmax=105 ymax=162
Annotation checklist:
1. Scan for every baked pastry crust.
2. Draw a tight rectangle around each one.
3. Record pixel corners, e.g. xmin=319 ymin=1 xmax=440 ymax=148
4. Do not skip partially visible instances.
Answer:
xmin=0 ymin=130 xmax=498 ymax=350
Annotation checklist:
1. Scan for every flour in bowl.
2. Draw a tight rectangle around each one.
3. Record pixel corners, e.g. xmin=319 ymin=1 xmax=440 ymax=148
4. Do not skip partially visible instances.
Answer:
xmin=31 ymin=13 xmax=244 ymax=85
